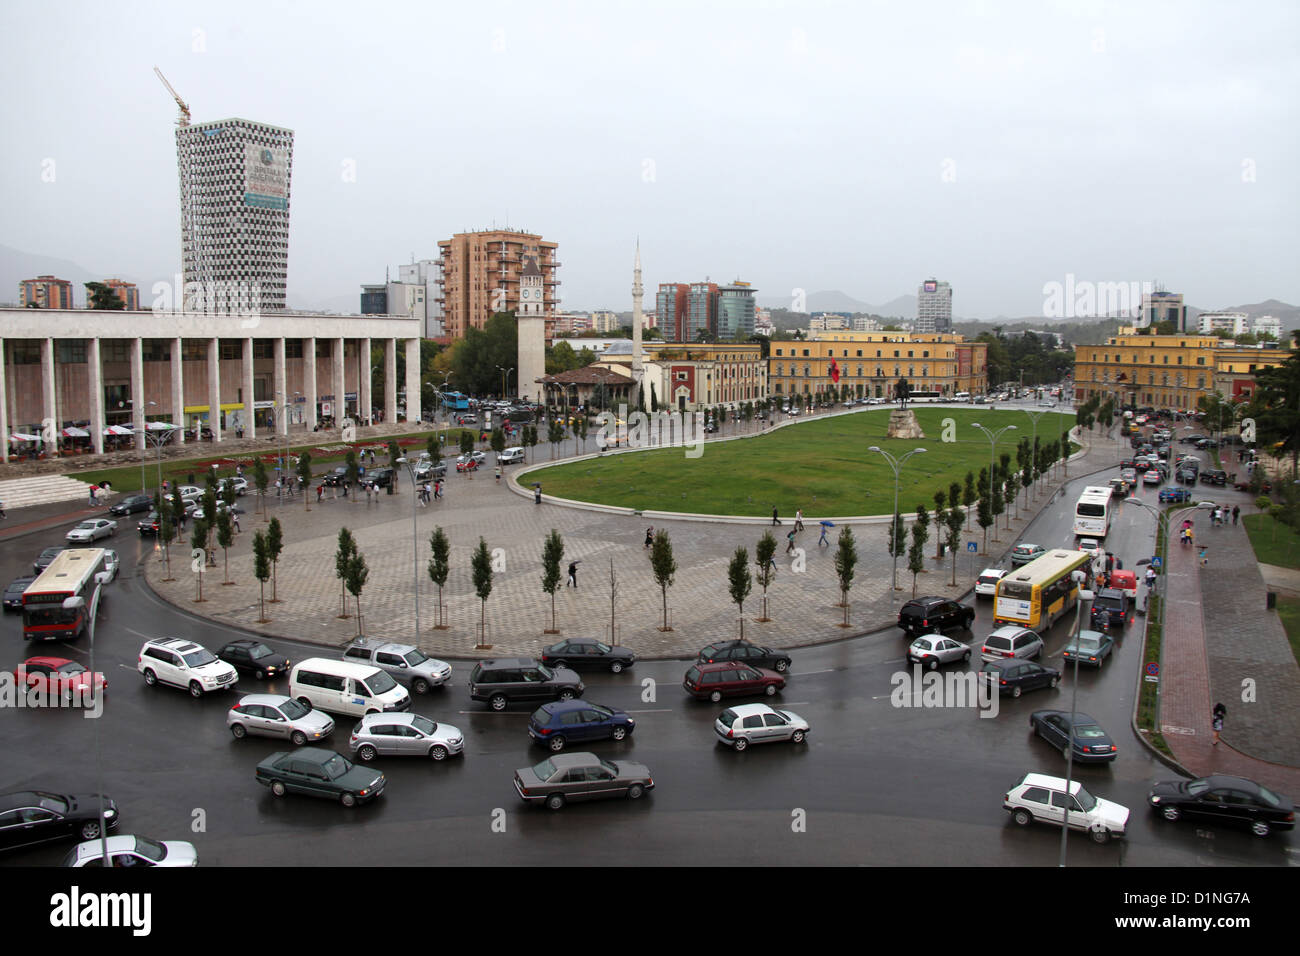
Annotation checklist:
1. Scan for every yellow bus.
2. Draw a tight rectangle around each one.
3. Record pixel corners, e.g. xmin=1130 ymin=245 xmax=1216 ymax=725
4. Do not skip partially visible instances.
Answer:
xmin=993 ymin=550 xmax=1095 ymax=631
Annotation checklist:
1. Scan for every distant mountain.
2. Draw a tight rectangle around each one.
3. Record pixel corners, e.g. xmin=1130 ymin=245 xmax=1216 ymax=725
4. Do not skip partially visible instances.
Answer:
xmin=0 ymin=242 xmax=155 ymax=307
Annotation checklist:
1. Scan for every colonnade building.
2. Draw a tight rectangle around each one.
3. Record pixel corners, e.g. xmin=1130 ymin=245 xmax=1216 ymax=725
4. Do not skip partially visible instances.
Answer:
xmin=0 ymin=307 xmax=422 ymax=463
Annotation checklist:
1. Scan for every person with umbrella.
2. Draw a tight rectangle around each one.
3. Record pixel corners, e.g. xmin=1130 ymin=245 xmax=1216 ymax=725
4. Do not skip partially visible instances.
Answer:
xmin=566 ymin=559 xmax=581 ymax=588
xmin=818 ymin=520 xmax=833 ymax=547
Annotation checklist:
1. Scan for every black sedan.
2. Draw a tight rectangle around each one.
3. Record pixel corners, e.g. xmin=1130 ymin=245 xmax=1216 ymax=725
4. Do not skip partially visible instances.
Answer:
xmin=218 ymin=640 xmax=291 ymax=680
xmin=1029 ymin=711 xmax=1118 ymax=763
xmin=541 ymin=638 xmax=636 ymax=673
xmin=108 ymin=494 xmax=153 ymax=517
xmin=33 ymin=547 xmax=67 ymax=574
xmin=1149 ymin=774 xmax=1295 ymax=837
xmin=255 ymin=748 xmax=385 ymax=807
xmin=0 ymin=790 xmax=119 ymax=851
xmin=3 ymin=576 xmax=35 ymax=612
xmin=980 ymin=659 xmax=1060 ymax=697
xmin=321 ymin=467 xmax=350 ymax=487
xmin=513 ymin=752 xmax=653 ymax=810
xmin=697 ymin=640 xmax=792 ymax=673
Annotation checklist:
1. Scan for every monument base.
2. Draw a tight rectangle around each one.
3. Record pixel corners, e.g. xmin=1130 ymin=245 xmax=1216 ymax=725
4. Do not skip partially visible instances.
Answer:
xmin=887 ymin=409 xmax=925 ymax=439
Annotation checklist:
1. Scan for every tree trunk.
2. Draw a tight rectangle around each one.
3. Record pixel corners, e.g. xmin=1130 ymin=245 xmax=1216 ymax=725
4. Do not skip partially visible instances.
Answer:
xmin=271 ymin=560 xmax=278 ymax=603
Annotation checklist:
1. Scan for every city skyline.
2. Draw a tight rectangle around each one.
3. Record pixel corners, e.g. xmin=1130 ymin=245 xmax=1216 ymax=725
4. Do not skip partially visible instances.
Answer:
xmin=3 ymin=1 xmax=1297 ymax=319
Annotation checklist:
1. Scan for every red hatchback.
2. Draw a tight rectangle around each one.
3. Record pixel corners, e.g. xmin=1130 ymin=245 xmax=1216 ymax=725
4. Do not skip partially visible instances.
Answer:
xmin=14 ymin=657 xmax=107 ymax=698
xmin=682 ymin=662 xmax=784 ymax=703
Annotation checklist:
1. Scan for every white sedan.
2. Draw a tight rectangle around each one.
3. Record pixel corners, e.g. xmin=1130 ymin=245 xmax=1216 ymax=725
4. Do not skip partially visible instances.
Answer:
xmin=66 ymin=518 xmax=117 ymax=543
xmin=218 ymin=477 xmax=248 ymax=496
xmin=714 ymin=703 xmax=809 ymax=751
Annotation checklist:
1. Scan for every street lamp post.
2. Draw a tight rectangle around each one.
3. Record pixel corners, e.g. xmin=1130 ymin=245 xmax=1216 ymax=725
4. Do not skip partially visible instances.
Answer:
xmin=65 ymin=571 xmax=112 ymax=864
xmin=1059 ymin=568 xmax=1095 ymax=867
xmin=395 ymin=457 xmax=421 ymax=641
xmin=971 ymin=423 xmax=1018 ymax=522
xmin=868 ymin=445 xmax=927 ymax=591
xmin=1019 ymin=408 xmax=1048 ymax=493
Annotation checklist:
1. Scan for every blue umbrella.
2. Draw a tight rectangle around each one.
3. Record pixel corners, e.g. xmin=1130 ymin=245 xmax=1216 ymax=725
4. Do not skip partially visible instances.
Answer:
xmin=820 ymin=520 xmax=835 ymax=527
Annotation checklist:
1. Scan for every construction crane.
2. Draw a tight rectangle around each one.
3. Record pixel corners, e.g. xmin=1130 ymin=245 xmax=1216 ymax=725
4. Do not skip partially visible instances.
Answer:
xmin=153 ymin=66 xmax=191 ymax=127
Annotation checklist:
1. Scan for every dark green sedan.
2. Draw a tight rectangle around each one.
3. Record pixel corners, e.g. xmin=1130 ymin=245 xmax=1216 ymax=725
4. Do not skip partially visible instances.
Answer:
xmin=255 ymin=748 xmax=385 ymax=807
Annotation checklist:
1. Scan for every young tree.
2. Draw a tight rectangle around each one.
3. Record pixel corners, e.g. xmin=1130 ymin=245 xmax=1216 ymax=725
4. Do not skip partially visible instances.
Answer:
xmin=1005 ymin=472 xmax=1021 ymax=521
xmin=490 ymin=426 xmax=506 ymax=457
xmin=471 ymin=537 xmax=494 ymax=646
xmin=834 ymin=527 xmax=858 ymax=626
xmin=345 ymin=550 xmax=369 ymax=637
xmin=649 ymin=529 xmax=677 ymax=631
xmin=297 ymin=451 xmax=313 ymax=511
xmin=154 ymin=492 xmax=175 ymax=581
xmin=427 ymin=527 xmax=450 ymax=629
xmin=335 ymin=528 xmax=356 ymax=619
xmin=215 ymin=510 xmax=234 ymax=586
xmin=945 ymin=505 xmax=965 ymax=586
xmin=547 ymin=420 xmax=565 ymax=459
xmin=1020 ymin=442 xmax=1034 ymax=506
xmin=575 ymin=416 xmax=589 ymax=454
xmin=170 ymin=485 xmax=185 ymax=542
xmin=523 ymin=424 xmax=539 ymax=463
xmin=267 ymin=516 xmax=284 ymax=602
xmin=976 ymin=493 xmax=994 ymax=555
xmin=754 ymin=530 xmax=777 ymax=622
xmin=989 ymin=469 xmax=1005 ymax=541
xmin=607 ymin=557 xmax=618 ymax=642
xmin=426 ymin=433 xmax=443 ymax=466
xmin=253 ymin=530 xmax=271 ymax=623
xmin=541 ymin=529 xmax=564 ymax=634
xmin=933 ymin=491 xmax=947 ymax=559
xmin=251 ymin=458 xmax=269 ymax=517
xmin=727 ymin=545 xmax=753 ymax=639
xmin=907 ymin=522 xmax=926 ymax=599
xmin=886 ymin=511 xmax=906 ymax=563
xmin=963 ymin=471 xmax=976 ymax=531
xmin=190 ymin=519 xmax=208 ymax=603
xmin=913 ymin=504 xmax=930 ymax=556
xmin=459 ymin=429 xmax=474 ymax=458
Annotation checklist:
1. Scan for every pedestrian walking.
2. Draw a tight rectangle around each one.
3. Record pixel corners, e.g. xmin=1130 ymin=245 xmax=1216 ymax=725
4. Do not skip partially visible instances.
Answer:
xmin=495 ymin=466 xmax=502 ymax=485
xmin=1232 ymin=505 xmax=1240 ymax=525
xmin=818 ymin=524 xmax=828 ymax=547
xmin=795 ymin=509 xmax=805 ymax=532
xmin=644 ymin=527 xmax=654 ymax=549
xmin=1199 ymin=546 xmax=1208 ymax=567
xmin=1212 ymin=702 xmax=1226 ymax=745
xmin=534 ymin=484 xmax=542 ymax=505
xmin=566 ymin=560 xmax=580 ymax=588
xmin=317 ymin=484 xmax=324 ymax=503
xmin=365 ymin=484 xmax=372 ymax=503
xmin=88 ymin=484 xmax=98 ymax=507
xmin=435 ymin=479 xmax=443 ymax=500
xmin=786 ymin=529 xmax=796 ymax=554
xmin=1144 ymin=566 xmax=1156 ymax=593
xmin=0 ymin=499 xmax=5 ymax=519
xmin=771 ymin=506 xmax=780 ymax=526
xmin=232 ymin=512 xmax=241 ymax=533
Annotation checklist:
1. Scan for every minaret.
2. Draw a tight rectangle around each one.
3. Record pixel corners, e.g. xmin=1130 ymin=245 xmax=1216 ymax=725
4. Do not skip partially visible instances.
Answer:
xmin=631 ymin=241 xmax=645 ymax=407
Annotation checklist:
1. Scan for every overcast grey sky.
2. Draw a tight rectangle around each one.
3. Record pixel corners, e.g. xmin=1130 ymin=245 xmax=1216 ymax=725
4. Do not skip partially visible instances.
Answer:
xmin=3 ymin=0 xmax=1297 ymax=317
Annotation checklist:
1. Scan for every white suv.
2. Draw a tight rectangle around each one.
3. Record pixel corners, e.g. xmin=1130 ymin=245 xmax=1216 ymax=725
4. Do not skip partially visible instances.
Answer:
xmin=1003 ymin=772 xmax=1129 ymax=844
xmin=138 ymin=638 xmax=238 ymax=697
xmin=980 ymin=625 xmax=1044 ymax=663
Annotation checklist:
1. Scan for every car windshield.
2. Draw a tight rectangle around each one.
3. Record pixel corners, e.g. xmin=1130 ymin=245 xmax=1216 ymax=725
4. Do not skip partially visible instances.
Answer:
xmin=366 ymin=671 xmax=399 ymax=695
xmin=411 ymin=714 xmax=437 ymax=735
xmin=35 ymin=792 xmax=70 ymax=813
xmin=321 ymin=754 xmax=352 ymax=779
xmin=1072 ymin=786 xmax=1097 ymax=812
xmin=74 ymin=522 xmax=95 ymax=531
xmin=532 ymin=758 xmax=558 ymax=780
xmin=132 ymin=836 xmax=166 ymax=862
xmin=55 ymin=662 xmax=87 ymax=675
xmin=249 ymin=644 xmax=273 ymax=660
xmin=536 ymin=664 xmax=555 ymax=679
xmin=402 ymin=649 xmax=429 ymax=666
xmin=280 ymin=698 xmax=310 ymax=720
xmin=182 ymin=649 xmax=217 ymax=667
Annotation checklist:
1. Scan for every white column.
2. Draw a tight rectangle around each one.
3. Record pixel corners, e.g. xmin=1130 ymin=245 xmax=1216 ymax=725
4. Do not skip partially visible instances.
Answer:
xmin=384 ymin=338 xmax=397 ymax=424
xmin=88 ymin=338 xmax=104 ymax=456
xmin=41 ymin=338 xmax=56 ymax=447
xmin=131 ymin=337 xmax=145 ymax=452
xmin=405 ymin=337 xmax=421 ymax=424
xmin=359 ymin=336 xmax=371 ymax=425
xmin=274 ymin=337 xmax=287 ymax=436
xmin=303 ymin=337 xmax=317 ymax=431
xmin=242 ymin=336 xmax=255 ymax=439
xmin=171 ymin=337 xmax=184 ymax=445
xmin=207 ymin=337 xmax=221 ymax=443
xmin=0 ymin=339 xmax=8 ymax=463
xmin=332 ymin=337 xmax=345 ymax=427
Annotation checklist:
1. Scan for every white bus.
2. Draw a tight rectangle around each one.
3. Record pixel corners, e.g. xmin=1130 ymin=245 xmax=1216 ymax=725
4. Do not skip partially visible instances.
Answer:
xmin=904 ymin=390 xmax=943 ymax=403
xmin=1073 ymin=486 xmax=1112 ymax=538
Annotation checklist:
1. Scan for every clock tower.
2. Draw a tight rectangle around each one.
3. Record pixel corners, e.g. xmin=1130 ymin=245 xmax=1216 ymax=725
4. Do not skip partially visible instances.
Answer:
xmin=519 ymin=255 xmax=545 ymax=317
xmin=516 ymin=255 xmax=547 ymax=403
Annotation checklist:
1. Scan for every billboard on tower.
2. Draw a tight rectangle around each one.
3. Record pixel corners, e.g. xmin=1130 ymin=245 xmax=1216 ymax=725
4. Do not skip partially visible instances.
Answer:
xmin=244 ymin=145 xmax=288 ymax=210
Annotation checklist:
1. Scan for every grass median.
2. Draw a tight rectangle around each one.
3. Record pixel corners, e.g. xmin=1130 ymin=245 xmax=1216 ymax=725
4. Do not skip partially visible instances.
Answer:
xmin=521 ymin=407 xmax=1076 ymax=517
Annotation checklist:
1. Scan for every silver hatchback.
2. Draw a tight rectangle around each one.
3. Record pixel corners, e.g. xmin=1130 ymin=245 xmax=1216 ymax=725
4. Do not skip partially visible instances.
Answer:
xmin=349 ymin=712 xmax=464 ymax=761
xmin=907 ymin=633 xmax=972 ymax=669
xmin=228 ymin=694 xmax=335 ymax=745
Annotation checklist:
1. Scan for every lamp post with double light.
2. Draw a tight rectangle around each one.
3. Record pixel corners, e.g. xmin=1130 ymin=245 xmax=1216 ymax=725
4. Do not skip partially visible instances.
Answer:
xmin=64 ymin=569 xmax=113 ymax=864
xmin=1059 ymin=568 xmax=1095 ymax=867
xmin=395 ymin=457 xmax=421 ymax=641
xmin=868 ymin=445 xmax=927 ymax=591
xmin=971 ymin=422 xmax=1018 ymax=517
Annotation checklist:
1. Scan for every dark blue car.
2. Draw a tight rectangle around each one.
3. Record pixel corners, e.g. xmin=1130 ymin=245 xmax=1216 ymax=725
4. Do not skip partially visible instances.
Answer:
xmin=1159 ymin=486 xmax=1192 ymax=503
xmin=528 ymin=700 xmax=635 ymax=752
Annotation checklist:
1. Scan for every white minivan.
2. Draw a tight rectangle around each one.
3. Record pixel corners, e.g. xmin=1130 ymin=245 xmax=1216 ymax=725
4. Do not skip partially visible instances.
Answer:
xmin=497 ymin=447 xmax=525 ymax=465
xmin=290 ymin=658 xmax=410 ymax=717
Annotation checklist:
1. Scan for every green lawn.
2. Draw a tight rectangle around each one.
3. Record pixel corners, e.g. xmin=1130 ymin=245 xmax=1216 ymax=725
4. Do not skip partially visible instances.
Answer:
xmin=1242 ymin=513 xmax=1300 ymax=570
xmin=1278 ymin=596 xmax=1300 ymax=668
xmin=522 ymin=408 xmax=1075 ymax=517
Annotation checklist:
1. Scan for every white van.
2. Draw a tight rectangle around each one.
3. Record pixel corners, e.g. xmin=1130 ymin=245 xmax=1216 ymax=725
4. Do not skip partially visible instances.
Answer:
xmin=290 ymin=658 xmax=410 ymax=717
xmin=497 ymin=447 xmax=525 ymax=465
xmin=954 ymin=392 xmax=971 ymax=403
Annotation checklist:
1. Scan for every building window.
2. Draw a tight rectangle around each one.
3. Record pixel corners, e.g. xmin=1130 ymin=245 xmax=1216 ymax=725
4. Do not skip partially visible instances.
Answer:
xmin=923 ymin=351 xmax=930 ymax=358
xmin=182 ymin=342 xmax=207 ymax=362
xmin=1197 ymin=375 xmax=1206 ymax=388
xmin=102 ymin=341 xmax=130 ymax=363
xmin=803 ymin=365 xmax=811 ymax=377
xmin=220 ymin=341 xmax=243 ymax=361
xmin=285 ymin=340 xmax=303 ymax=359
xmin=141 ymin=340 xmax=171 ymax=362
xmin=253 ymin=341 xmax=274 ymax=360
xmin=802 ymin=349 xmax=809 ymax=357
xmin=57 ymin=340 xmax=87 ymax=364
xmin=9 ymin=341 xmax=40 ymax=365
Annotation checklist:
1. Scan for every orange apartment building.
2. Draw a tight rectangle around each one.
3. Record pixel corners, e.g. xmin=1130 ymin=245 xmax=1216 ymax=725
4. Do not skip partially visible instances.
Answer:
xmin=436 ymin=229 xmax=559 ymax=339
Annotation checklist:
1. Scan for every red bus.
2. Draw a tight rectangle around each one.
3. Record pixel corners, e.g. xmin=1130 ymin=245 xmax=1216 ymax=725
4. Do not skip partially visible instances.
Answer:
xmin=22 ymin=548 xmax=109 ymax=642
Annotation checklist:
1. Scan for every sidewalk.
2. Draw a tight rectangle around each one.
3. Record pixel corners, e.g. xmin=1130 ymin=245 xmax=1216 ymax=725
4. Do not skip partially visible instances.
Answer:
xmin=138 ymin=423 xmax=1115 ymax=662
xmin=1158 ymin=513 xmax=1300 ymax=793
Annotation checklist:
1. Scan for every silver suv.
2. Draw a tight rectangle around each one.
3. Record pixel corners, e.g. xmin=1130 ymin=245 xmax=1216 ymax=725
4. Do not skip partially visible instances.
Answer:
xmin=342 ymin=640 xmax=452 ymax=695
xmin=980 ymin=625 xmax=1044 ymax=663
xmin=138 ymin=637 xmax=238 ymax=697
